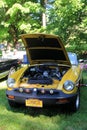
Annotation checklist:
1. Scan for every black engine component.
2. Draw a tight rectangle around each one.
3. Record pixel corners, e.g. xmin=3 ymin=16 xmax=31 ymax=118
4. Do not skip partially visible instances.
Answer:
xmin=28 ymin=77 xmax=53 ymax=84
xmin=23 ymin=64 xmax=62 ymax=84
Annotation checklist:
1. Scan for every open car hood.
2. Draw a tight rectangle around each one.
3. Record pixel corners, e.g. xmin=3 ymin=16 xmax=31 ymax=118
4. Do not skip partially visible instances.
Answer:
xmin=21 ymin=33 xmax=71 ymax=66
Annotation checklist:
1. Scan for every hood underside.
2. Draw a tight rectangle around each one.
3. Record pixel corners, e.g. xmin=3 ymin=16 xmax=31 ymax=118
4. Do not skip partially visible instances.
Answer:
xmin=20 ymin=33 xmax=71 ymax=66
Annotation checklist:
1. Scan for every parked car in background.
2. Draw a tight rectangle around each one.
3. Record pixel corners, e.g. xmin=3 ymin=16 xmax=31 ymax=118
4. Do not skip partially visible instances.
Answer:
xmin=0 ymin=58 xmax=21 ymax=79
xmin=6 ymin=33 xmax=82 ymax=112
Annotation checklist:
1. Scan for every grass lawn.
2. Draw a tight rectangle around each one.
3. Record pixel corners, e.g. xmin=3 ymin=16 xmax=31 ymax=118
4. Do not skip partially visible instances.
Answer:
xmin=0 ymin=70 xmax=87 ymax=130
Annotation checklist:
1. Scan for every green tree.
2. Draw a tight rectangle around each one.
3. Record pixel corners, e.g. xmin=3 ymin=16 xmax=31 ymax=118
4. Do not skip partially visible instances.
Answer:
xmin=0 ymin=0 xmax=42 ymax=47
xmin=0 ymin=0 xmax=87 ymax=54
xmin=46 ymin=0 xmax=87 ymax=53
xmin=0 ymin=0 xmax=8 ymax=40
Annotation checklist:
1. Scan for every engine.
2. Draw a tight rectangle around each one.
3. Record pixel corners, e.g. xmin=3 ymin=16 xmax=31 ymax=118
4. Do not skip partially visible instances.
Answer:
xmin=22 ymin=64 xmax=64 ymax=85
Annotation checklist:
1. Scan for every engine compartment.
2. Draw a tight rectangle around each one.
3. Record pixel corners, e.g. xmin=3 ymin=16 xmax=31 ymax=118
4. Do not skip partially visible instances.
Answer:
xmin=21 ymin=64 xmax=69 ymax=85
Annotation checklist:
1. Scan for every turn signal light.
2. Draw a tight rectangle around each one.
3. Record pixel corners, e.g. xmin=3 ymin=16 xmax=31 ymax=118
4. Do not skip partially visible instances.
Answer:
xmin=7 ymin=95 xmax=15 ymax=99
xmin=58 ymin=99 xmax=69 ymax=103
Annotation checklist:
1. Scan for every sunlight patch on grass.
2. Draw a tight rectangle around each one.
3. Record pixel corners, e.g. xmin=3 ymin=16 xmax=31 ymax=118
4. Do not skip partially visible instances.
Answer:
xmin=0 ymin=108 xmax=61 ymax=130
xmin=16 ymin=115 xmax=60 ymax=130
xmin=0 ymin=80 xmax=7 ymax=89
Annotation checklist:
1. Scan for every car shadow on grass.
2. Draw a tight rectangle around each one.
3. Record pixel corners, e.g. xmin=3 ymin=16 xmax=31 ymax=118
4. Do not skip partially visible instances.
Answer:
xmin=6 ymin=102 xmax=75 ymax=117
xmin=25 ymin=105 xmax=73 ymax=116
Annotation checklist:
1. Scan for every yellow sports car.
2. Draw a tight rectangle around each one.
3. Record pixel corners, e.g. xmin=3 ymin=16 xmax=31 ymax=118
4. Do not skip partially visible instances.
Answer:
xmin=6 ymin=34 xmax=82 ymax=112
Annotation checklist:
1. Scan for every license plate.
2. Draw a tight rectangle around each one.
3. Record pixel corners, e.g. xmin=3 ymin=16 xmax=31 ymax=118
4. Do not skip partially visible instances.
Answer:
xmin=25 ymin=99 xmax=43 ymax=108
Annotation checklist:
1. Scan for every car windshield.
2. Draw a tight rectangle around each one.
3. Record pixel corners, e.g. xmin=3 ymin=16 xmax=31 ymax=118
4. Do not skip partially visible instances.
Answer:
xmin=68 ymin=52 xmax=78 ymax=65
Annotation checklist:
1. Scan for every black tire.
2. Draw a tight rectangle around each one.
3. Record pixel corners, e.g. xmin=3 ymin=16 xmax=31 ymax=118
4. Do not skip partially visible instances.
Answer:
xmin=8 ymin=66 xmax=16 ymax=78
xmin=70 ymin=92 xmax=80 ymax=112
xmin=8 ymin=100 xmax=20 ymax=108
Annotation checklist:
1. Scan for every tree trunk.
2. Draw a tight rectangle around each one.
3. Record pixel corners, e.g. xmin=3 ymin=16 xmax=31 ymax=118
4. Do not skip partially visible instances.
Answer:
xmin=40 ymin=0 xmax=47 ymax=27
xmin=8 ymin=24 xmax=19 ymax=48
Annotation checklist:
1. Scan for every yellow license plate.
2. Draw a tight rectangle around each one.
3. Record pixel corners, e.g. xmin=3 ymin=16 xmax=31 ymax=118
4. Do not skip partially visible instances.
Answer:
xmin=25 ymin=99 xmax=43 ymax=108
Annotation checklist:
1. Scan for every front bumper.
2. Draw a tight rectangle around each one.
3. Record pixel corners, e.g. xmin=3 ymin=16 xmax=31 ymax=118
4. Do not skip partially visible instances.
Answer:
xmin=6 ymin=88 xmax=78 ymax=107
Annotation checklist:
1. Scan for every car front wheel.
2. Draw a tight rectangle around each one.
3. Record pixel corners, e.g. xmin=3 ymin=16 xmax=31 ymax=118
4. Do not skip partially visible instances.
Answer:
xmin=70 ymin=92 xmax=80 ymax=112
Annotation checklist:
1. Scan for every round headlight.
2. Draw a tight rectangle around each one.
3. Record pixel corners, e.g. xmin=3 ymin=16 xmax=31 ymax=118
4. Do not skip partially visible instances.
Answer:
xmin=63 ymin=80 xmax=74 ymax=91
xmin=7 ymin=78 xmax=15 ymax=88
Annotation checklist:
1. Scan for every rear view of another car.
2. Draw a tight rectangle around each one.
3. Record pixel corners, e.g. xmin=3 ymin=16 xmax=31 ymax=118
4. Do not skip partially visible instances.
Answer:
xmin=6 ymin=34 xmax=82 ymax=112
